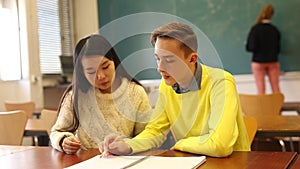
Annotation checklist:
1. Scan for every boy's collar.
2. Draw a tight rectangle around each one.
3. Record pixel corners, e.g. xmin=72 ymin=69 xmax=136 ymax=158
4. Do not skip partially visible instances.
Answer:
xmin=172 ymin=63 xmax=202 ymax=94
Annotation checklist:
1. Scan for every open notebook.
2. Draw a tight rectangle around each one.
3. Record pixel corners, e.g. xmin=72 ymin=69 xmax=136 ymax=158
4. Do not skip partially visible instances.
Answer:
xmin=64 ymin=155 xmax=206 ymax=169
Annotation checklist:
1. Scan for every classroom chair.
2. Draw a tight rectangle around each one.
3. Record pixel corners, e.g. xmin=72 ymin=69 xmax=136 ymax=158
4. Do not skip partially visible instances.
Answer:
xmin=4 ymin=101 xmax=37 ymax=145
xmin=239 ymin=93 xmax=294 ymax=152
xmin=40 ymin=109 xmax=58 ymax=136
xmin=0 ymin=110 xmax=27 ymax=145
xmin=4 ymin=101 xmax=36 ymax=119
xmin=243 ymin=115 xmax=258 ymax=144
xmin=40 ymin=109 xmax=58 ymax=146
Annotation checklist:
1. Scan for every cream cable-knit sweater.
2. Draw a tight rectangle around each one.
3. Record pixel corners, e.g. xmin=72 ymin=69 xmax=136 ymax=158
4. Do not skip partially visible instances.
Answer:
xmin=50 ymin=78 xmax=152 ymax=152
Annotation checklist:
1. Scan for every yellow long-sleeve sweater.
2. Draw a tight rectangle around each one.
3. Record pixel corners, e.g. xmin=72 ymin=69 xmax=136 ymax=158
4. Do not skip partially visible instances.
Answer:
xmin=127 ymin=64 xmax=250 ymax=157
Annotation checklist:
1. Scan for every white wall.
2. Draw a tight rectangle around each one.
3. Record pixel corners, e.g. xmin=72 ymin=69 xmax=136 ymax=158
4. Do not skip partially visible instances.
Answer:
xmin=73 ymin=0 xmax=99 ymax=43
xmin=235 ymin=72 xmax=300 ymax=102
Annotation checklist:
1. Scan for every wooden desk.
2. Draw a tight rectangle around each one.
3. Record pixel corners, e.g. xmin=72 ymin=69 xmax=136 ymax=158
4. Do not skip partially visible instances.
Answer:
xmin=141 ymin=150 xmax=298 ymax=169
xmin=282 ymin=102 xmax=300 ymax=114
xmin=255 ymin=115 xmax=300 ymax=137
xmin=24 ymin=119 xmax=48 ymax=137
xmin=0 ymin=146 xmax=97 ymax=169
xmin=291 ymin=156 xmax=300 ymax=169
xmin=0 ymin=146 xmax=298 ymax=169
xmin=24 ymin=119 xmax=49 ymax=146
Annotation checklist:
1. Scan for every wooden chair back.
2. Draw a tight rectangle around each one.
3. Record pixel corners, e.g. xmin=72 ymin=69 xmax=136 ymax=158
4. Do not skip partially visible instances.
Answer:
xmin=239 ymin=93 xmax=284 ymax=117
xmin=239 ymin=93 xmax=288 ymax=151
xmin=0 ymin=110 xmax=27 ymax=145
xmin=243 ymin=115 xmax=258 ymax=144
xmin=4 ymin=101 xmax=35 ymax=118
xmin=40 ymin=109 xmax=58 ymax=135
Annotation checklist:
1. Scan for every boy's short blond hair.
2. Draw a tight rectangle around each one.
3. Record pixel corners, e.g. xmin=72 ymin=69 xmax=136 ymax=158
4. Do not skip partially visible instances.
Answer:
xmin=150 ymin=22 xmax=198 ymax=55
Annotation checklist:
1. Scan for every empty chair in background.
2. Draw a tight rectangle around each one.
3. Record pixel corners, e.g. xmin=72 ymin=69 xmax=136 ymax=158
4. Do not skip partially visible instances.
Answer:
xmin=4 ymin=101 xmax=35 ymax=119
xmin=239 ymin=93 xmax=284 ymax=117
xmin=238 ymin=92 xmax=293 ymax=152
xmin=40 ymin=109 xmax=58 ymax=136
xmin=243 ymin=115 xmax=258 ymax=144
xmin=4 ymin=101 xmax=36 ymax=145
xmin=0 ymin=110 xmax=27 ymax=145
xmin=40 ymin=109 xmax=58 ymax=146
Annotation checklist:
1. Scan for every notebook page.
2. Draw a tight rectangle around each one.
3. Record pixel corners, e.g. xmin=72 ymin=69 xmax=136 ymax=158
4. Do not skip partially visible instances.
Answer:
xmin=64 ymin=155 xmax=147 ymax=169
xmin=64 ymin=155 xmax=206 ymax=169
xmin=129 ymin=156 xmax=206 ymax=169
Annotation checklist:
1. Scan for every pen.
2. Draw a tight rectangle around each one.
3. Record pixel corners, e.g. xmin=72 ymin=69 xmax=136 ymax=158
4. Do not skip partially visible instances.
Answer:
xmin=99 ymin=150 xmax=107 ymax=158
xmin=99 ymin=144 xmax=108 ymax=158
xmin=80 ymin=145 xmax=87 ymax=151
xmin=120 ymin=156 xmax=150 ymax=169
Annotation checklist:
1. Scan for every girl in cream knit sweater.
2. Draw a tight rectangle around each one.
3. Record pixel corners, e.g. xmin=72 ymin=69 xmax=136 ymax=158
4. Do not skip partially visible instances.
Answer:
xmin=50 ymin=34 xmax=152 ymax=154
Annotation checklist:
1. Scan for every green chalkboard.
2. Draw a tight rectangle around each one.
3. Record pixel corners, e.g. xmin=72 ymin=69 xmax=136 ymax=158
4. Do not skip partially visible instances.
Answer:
xmin=98 ymin=0 xmax=300 ymax=79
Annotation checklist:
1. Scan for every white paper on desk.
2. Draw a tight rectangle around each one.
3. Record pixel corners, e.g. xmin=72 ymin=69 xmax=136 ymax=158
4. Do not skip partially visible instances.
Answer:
xmin=64 ymin=155 xmax=206 ymax=169
xmin=64 ymin=155 xmax=142 ymax=169
xmin=129 ymin=156 xmax=206 ymax=169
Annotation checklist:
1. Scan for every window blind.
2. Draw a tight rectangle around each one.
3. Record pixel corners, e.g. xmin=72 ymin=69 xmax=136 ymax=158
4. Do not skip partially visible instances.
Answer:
xmin=59 ymin=0 xmax=74 ymax=56
xmin=37 ymin=0 xmax=62 ymax=74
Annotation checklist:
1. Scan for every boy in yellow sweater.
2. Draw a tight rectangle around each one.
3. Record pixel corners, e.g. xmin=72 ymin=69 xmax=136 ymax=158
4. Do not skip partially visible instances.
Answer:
xmin=100 ymin=22 xmax=250 ymax=157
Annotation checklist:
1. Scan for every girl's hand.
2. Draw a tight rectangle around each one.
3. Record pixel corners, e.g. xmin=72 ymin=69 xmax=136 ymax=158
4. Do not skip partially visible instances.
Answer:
xmin=62 ymin=136 xmax=81 ymax=154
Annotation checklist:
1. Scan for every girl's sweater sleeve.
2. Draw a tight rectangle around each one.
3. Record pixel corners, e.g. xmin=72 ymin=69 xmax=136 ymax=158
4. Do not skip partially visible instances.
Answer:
xmin=50 ymin=91 xmax=75 ymax=152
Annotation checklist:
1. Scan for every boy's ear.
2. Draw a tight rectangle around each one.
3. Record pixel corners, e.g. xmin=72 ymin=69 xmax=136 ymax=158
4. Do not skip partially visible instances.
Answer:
xmin=190 ymin=53 xmax=198 ymax=63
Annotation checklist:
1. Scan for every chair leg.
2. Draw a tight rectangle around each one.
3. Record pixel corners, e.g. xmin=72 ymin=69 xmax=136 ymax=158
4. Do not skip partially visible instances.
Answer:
xmin=299 ymin=139 xmax=300 ymax=153
xmin=32 ymin=136 xmax=38 ymax=146
xmin=278 ymin=139 xmax=286 ymax=152
xmin=288 ymin=137 xmax=295 ymax=152
xmin=31 ymin=136 xmax=35 ymax=146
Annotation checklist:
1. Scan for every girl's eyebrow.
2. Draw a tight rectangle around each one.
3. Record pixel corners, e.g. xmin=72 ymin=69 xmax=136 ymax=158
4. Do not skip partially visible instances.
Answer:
xmin=101 ymin=60 xmax=110 ymax=66
xmin=85 ymin=61 xmax=109 ymax=71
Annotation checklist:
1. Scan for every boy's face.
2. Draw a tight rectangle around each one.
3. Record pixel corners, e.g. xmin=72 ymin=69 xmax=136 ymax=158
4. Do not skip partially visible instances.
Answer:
xmin=154 ymin=38 xmax=196 ymax=87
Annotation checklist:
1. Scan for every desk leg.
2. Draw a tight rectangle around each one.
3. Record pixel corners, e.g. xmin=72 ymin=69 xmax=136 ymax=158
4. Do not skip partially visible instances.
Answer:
xmin=38 ymin=136 xmax=50 ymax=146
xmin=31 ymin=136 xmax=38 ymax=146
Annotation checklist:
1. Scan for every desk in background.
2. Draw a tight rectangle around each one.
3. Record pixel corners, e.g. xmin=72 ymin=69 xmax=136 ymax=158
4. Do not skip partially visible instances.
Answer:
xmin=24 ymin=119 xmax=49 ymax=146
xmin=0 ymin=146 xmax=298 ymax=169
xmin=255 ymin=115 xmax=300 ymax=137
xmin=282 ymin=102 xmax=300 ymax=115
xmin=253 ymin=115 xmax=300 ymax=153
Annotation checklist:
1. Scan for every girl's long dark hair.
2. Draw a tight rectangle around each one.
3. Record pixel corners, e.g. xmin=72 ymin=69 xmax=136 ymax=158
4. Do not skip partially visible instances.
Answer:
xmin=57 ymin=34 xmax=143 ymax=132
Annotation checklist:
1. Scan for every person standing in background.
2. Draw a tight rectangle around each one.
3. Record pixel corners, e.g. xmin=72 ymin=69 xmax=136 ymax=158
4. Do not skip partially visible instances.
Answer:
xmin=246 ymin=4 xmax=281 ymax=94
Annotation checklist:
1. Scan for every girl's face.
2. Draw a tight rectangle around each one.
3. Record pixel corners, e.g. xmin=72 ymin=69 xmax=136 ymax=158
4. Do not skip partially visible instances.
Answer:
xmin=82 ymin=55 xmax=116 ymax=93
